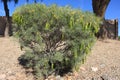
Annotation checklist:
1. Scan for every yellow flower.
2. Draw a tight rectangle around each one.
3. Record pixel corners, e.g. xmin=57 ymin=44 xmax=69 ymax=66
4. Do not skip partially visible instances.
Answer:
xmin=54 ymin=15 xmax=58 ymax=19
xmin=71 ymin=11 xmax=76 ymax=15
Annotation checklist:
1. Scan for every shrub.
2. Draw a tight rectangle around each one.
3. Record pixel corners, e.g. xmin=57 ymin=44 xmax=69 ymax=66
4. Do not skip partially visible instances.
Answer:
xmin=12 ymin=4 xmax=101 ymax=79
xmin=118 ymin=36 xmax=120 ymax=40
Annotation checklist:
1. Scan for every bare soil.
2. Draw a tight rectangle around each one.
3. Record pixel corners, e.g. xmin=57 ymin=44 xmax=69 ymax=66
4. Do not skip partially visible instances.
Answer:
xmin=0 ymin=37 xmax=34 ymax=80
xmin=0 ymin=37 xmax=120 ymax=80
xmin=75 ymin=39 xmax=120 ymax=80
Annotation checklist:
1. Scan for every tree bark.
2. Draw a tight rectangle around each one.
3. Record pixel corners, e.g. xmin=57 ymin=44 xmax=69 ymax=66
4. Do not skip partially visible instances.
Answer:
xmin=92 ymin=0 xmax=111 ymax=39
xmin=34 ymin=0 xmax=37 ymax=3
xmin=92 ymin=0 xmax=110 ymax=19
xmin=3 ymin=0 xmax=10 ymax=37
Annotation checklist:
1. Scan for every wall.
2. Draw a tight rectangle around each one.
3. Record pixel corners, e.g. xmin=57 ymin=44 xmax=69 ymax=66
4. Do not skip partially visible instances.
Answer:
xmin=0 ymin=16 xmax=12 ymax=36
xmin=0 ymin=16 xmax=6 ymax=36
xmin=105 ymin=19 xmax=118 ymax=39
xmin=0 ymin=16 xmax=118 ymax=39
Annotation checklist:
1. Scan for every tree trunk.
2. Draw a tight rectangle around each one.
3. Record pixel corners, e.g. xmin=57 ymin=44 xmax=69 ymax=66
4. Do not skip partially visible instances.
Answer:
xmin=3 ymin=0 xmax=10 ymax=37
xmin=92 ymin=0 xmax=111 ymax=39
xmin=34 ymin=0 xmax=37 ymax=3
xmin=92 ymin=0 xmax=110 ymax=19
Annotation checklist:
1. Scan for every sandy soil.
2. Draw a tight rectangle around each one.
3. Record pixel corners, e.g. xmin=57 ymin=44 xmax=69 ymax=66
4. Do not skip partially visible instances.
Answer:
xmin=0 ymin=37 xmax=34 ymax=80
xmin=0 ymin=37 xmax=120 ymax=80
xmin=74 ymin=39 xmax=120 ymax=80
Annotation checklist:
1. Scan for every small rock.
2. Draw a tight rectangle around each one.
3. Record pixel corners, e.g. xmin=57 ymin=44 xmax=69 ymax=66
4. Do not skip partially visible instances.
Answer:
xmin=91 ymin=67 xmax=98 ymax=72
xmin=7 ymin=71 xmax=12 ymax=74
xmin=65 ymin=76 xmax=72 ymax=80
xmin=80 ymin=67 xmax=86 ymax=71
xmin=92 ymin=77 xmax=98 ymax=80
xmin=73 ymin=71 xmax=78 ymax=76
xmin=0 ymin=74 xmax=6 ymax=80
xmin=92 ymin=77 xmax=102 ymax=80
xmin=56 ymin=75 xmax=64 ymax=80
xmin=67 ymin=72 xmax=73 ymax=76
xmin=47 ymin=74 xmax=55 ymax=80
xmin=100 ymin=64 xmax=105 ymax=68
xmin=101 ymin=74 xmax=109 ymax=80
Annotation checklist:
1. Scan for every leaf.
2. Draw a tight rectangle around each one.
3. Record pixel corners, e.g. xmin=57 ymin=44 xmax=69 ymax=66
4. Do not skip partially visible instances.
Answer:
xmin=69 ymin=17 xmax=74 ymax=29
xmin=74 ymin=48 xmax=78 ymax=58
xmin=45 ymin=22 xmax=50 ymax=30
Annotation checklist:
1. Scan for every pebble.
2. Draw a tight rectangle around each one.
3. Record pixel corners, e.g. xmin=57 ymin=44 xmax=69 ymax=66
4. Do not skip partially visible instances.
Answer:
xmin=92 ymin=77 xmax=103 ymax=80
xmin=56 ymin=75 xmax=64 ymax=80
xmin=92 ymin=77 xmax=98 ymax=80
xmin=80 ymin=67 xmax=86 ymax=71
xmin=101 ymin=74 xmax=109 ymax=80
xmin=7 ymin=71 xmax=12 ymax=74
xmin=91 ymin=67 xmax=98 ymax=72
xmin=100 ymin=64 xmax=106 ymax=68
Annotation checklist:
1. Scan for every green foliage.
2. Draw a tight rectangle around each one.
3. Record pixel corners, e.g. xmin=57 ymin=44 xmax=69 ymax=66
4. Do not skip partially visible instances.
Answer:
xmin=118 ymin=36 xmax=120 ymax=40
xmin=12 ymin=4 xmax=101 ymax=79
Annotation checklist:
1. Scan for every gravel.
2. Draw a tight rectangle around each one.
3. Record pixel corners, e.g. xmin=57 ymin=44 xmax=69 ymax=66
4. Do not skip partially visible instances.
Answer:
xmin=0 ymin=37 xmax=120 ymax=80
xmin=74 ymin=39 xmax=120 ymax=80
xmin=0 ymin=37 xmax=34 ymax=80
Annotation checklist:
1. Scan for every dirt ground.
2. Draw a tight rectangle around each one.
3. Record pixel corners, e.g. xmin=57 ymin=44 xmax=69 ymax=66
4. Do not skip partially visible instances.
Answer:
xmin=0 ymin=37 xmax=34 ymax=80
xmin=0 ymin=37 xmax=120 ymax=80
xmin=75 ymin=39 xmax=120 ymax=80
